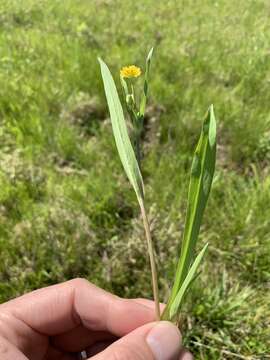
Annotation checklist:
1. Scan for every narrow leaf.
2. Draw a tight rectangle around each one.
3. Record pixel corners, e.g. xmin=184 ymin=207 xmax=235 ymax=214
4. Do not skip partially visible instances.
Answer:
xmin=140 ymin=47 xmax=154 ymax=116
xmin=169 ymin=243 xmax=209 ymax=320
xmin=120 ymin=75 xmax=138 ymax=126
xmin=120 ymin=75 xmax=129 ymax=102
xmin=98 ymin=58 xmax=144 ymax=201
xmin=162 ymin=105 xmax=216 ymax=320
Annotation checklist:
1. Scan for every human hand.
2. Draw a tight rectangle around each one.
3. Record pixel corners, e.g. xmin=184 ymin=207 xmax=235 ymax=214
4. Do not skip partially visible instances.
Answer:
xmin=0 ymin=278 xmax=193 ymax=359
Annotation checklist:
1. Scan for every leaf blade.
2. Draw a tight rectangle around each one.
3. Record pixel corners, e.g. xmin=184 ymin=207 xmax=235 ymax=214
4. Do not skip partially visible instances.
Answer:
xmin=174 ymin=105 xmax=216 ymax=288
xmin=162 ymin=105 xmax=216 ymax=320
xmin=169 ymin=243 xmax=209 ymax=320
xmin=98 ymin=58 xmax=144 ymax=201
xmin=139 ymin=47 xmax=154 ymax=117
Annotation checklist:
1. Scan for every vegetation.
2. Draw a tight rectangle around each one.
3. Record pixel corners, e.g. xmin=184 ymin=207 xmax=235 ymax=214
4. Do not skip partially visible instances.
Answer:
xmin=0 ymin=0 xmax=269 ymax=358
xmin=100 ymin=53 xmax=216 ymax=323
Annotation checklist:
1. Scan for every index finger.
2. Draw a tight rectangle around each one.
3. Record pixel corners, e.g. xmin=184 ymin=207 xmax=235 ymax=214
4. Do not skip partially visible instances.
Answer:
xmin=0 ymin=278 xmax=156 ymax=336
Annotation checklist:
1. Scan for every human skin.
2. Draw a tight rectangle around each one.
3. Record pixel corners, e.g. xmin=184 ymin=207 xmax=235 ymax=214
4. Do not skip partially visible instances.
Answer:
xmin=0 ymin=278 xmax=193 ymax=359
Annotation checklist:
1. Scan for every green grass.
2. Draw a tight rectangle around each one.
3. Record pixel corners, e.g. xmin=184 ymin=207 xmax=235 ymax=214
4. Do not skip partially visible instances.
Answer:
xmin=0 ymin=0 xmax=269 ymax=358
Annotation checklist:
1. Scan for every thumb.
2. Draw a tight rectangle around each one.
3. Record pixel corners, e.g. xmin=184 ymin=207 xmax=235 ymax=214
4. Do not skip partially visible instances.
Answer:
xmin=91 ymin=321 xmax=182 ymax=360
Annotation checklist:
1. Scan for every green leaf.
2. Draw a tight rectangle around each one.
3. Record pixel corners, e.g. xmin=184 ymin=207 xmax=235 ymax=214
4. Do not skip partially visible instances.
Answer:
xmin=162 ymin=105 xmax=216 ymax=320
xmin=169 ymin=243 xmax=209 ymax=320
xmin=120 ymin=75 xmax=138 ymax=126
xmin=140 ymin=47 xmax=154 ymax=117
xmin=120 ymin=75 xmax=129 ymax=102
xmin=98 ymin=58 xmax=144 ymax=201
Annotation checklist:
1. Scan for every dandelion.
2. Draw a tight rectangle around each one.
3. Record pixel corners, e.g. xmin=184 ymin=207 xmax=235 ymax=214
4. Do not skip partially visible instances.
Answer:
xmin=120 ymin=65 xmax=141 ymax=78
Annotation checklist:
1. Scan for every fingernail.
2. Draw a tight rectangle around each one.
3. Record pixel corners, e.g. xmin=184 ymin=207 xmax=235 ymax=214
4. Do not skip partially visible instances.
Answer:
xmin=146 ymin=321 xmax=182 ymax=360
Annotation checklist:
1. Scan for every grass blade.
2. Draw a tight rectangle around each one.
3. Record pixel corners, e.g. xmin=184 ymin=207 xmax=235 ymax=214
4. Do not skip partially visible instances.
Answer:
xmin=98 ymin=58 xmax=144 ymax=201
xmin=169 ymin=243 xmax=209 ymax=320
xmin=99 ymin=57 xmax=160 ymax=320
xmin=139 ymin=47 xmax=154 ymax=117
xmin=162 ymin=105 xmax=216 ymax=319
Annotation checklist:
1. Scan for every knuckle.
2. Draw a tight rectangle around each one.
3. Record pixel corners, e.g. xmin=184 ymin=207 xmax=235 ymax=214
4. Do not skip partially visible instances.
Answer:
xmin=69 ymin=278 xmax=90 ymax=288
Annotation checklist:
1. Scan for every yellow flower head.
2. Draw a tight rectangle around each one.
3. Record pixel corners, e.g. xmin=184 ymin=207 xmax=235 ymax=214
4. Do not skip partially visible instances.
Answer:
xmin=120 ymin=65 xmax=141 ymax=79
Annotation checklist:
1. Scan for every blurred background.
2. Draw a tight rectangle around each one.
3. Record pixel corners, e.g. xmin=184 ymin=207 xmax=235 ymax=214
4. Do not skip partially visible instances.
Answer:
xmin=0 ymin=0 xmax=269 ymax=358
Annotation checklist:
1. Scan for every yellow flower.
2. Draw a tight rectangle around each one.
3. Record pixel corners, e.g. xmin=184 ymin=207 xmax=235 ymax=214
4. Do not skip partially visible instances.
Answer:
xmin=120 ymin=65 xmax=141 ymax=78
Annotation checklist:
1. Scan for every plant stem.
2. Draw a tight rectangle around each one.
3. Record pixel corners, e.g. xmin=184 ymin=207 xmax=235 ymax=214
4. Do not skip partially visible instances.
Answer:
xmin=139 ymin=200 xmax=160 ymax=320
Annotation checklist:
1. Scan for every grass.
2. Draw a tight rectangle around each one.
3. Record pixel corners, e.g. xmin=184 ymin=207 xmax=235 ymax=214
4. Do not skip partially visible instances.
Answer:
xmin=0 ymin=0 xmax=269 ymax=358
